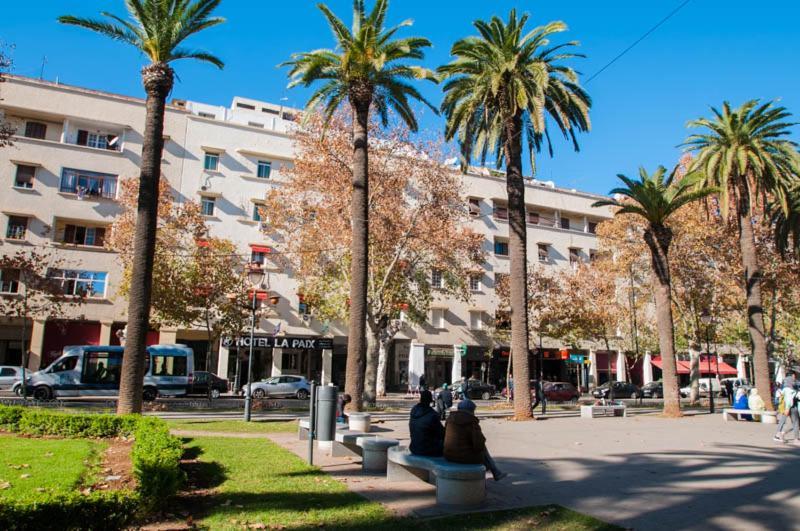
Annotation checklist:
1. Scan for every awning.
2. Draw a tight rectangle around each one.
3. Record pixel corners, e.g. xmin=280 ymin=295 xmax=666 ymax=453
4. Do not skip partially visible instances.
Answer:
xmin=250 ymin=245 xmax=272 ymax=253
xmin=651 ymin=356 xmax=737 ymax=375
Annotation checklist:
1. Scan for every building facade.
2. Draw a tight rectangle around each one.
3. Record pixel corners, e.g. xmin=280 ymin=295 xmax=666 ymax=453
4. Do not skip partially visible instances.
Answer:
xmin=1 ymin=75 xmax=628 ymax=391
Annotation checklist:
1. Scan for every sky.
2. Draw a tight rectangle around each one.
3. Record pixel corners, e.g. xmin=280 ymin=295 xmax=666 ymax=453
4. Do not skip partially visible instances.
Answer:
xmin=2 ymin=0 xmax=799 ymax=195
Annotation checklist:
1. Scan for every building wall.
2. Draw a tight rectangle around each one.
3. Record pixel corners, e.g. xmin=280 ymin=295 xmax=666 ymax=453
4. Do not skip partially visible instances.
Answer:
xmin=1 ymin=76 xmax=613 ymax=383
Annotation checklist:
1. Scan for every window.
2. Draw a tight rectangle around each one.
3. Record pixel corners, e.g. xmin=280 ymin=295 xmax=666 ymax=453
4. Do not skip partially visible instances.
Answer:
xmin=470 ymin=311 xmax=484 ymax=330
xmin=560 ymin=217 xmax=570 ymax=230
xmin=0 ymin=269 xmax=20 ymax=294
xmin=495 ymin=310 xmax=511 ymax=330
xmin=237 ymin=102 xmax=256 ymax=110
xmin=588 ymin=221 xmax=598 ymax=234
xmin=60 ymin=168 xmax=118 ymax=199
xmin=262 ymin=107 xmax=279 ymax=115
xmin=468 ymin=198 xmax=480 ymax=217
xmin=569 ymin=248 xmax=581 ymax=267
xmin=62 ymin=224 xmax=106 ymax=247
xmin=431 ymin=269 xmax=443 ymax=289
xmin=248 ymin=121 xmax=264 ymax=128
xmin=493 ymin=202 xmax=508 ymax=220
xmin=589 ymin=250 xmax=598 ymax=263
xmin=49 ymin=269 xmax=108 ymax=297
xmin=251 ymin=250 xmax=266 ymax=265
xmin=51 ymin=356 xmax=78 ymax=373
xmin=76 ymin=130 xmax=116 ymax=150
xmin=527 ymin=211 xmax=540 ymax=225
xmin=151 ymin=355 xmax=188 ymax=377
xmin=537 ymin=243 xmax=549 ymax=262
xmin=14 ymin=165 xmax=36 ymax=189
xmin=494 ymin=238 xmax=509 ymax=256
xmin=6 ymin=216 xmax=28 ymax=240
xmin=252 ymin=204 xmax=262 ymax=222
xmin=198 ymin=112 xmax=216 ymax=119
xmin=82 ymin=350 xmax=122 ymax=384
xmin=201 ymin=196 xmax=216 ymax=216
xmin=257 ymin=160 xmax=272 ymax=179
xmin=469 ymin=274 xmax=481 ymax=292
xmin=0 ymin=368 xmax=16 ymax=377
xmin=24 ymin=121 xmax=47 ymax=139
xmin=203 ymin=152 xmax=220 ymax=171
xmin=431 ymin=308 xmax=446 ymax=329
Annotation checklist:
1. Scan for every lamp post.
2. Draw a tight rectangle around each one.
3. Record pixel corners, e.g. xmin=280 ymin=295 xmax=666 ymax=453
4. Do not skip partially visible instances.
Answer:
xmin=700 ymin=311 xmax=714 ymax=414
xmin=244 ymin=265 xmax=266 ymax=422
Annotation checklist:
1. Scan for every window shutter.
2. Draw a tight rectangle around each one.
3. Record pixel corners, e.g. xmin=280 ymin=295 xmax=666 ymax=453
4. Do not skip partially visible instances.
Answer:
xmin=63 ymin=224 xmax=76 ymax=243
xmin=77 ymin=130 xmax=89 ymax=146
xmin=95 ymin=227 xmax=106 ymax=247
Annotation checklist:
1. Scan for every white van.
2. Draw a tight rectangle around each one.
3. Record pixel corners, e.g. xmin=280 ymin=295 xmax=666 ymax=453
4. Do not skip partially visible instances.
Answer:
xmin=14 ymin=344 xmax=194 ymax=401
xmin=680 ymin=378 xmax=722 ymax=397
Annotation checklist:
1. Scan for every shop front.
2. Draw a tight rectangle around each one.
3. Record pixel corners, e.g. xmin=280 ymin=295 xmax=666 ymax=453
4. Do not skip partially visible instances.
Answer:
xmin=219 ymin=335 xmax=335 ymax=391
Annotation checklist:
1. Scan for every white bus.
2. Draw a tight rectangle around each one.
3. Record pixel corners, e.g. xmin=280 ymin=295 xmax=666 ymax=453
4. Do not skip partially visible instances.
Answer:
xmin=14 ymin=344 xmax=194 ymax=401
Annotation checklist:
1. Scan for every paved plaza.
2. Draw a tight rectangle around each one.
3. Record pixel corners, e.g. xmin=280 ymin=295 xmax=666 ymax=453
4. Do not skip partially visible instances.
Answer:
xmin=270 ymin=411 xmax=800 ymax=531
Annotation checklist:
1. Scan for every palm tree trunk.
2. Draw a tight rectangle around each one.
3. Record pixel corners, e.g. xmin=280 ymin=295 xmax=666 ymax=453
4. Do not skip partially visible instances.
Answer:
xmin=738 ymin=204 xmax=772 ymax=409
xmin=504 ymin=114 xmax=532 ymax=419
xmin=644 ymin=226 xmax=681 ymax=417
xmin=117 ymin=63 xmax=173 ymax=415
xmin=345 ymin=101 xmax=370 ymax=412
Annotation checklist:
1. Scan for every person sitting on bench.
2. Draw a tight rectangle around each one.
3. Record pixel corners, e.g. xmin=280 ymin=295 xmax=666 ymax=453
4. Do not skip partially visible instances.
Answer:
xmin=444 ymin=399 xmax=506 ymax=481
xmin=409 ymin=390 xmax=444 ymax=456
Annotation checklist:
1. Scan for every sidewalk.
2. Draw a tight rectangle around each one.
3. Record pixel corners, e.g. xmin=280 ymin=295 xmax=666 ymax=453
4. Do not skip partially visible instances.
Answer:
xmin=267 ymin=412 xmax=800 ymax=530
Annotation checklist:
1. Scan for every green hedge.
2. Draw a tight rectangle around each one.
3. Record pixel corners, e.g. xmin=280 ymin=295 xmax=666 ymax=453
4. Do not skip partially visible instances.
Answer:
xmin=0 ymin=406 xmax=184 ymax=529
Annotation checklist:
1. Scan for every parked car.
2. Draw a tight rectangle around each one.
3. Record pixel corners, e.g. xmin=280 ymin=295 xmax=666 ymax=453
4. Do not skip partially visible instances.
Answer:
xmin=641 ymin=381 xmax=663 ymax=398
xmin=446 ymin=379 xmax=496 ymax=400
xmin=0 ymin=366 xmax=23 ymax=393
xmin=13 ymin=344 xmax=194 ymax=401
xmin=543 ymin=381 xmax=580 ymax=403
xmin=592 ymin=381 xmax=642 ymax=399
xmin=680 ymin=378 xmax=723 ymax=398
xmin=188 ymin=371 xmax=229 ymax=399
xmin=244 ymin=375 xmax=310 ymax=399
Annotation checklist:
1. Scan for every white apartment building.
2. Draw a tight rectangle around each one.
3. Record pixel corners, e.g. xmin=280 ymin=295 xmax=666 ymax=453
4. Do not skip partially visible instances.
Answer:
xmin=0 ymin=75 xmax=616 ymax=391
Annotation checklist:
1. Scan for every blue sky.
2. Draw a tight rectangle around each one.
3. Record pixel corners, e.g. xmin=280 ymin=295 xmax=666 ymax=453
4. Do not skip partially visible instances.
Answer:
xmin=3 ymin=1 xmax=799 ymax=194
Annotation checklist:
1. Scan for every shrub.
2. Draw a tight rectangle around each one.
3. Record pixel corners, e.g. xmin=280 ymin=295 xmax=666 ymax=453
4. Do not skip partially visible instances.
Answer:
xmin=0 ymin=405 xmax=24 ymax=430
xmin=14 ymin=410 xmax=138 ymax=438
xmin=131 ymin=416 xmax=185 ymax=510
xmin=0 ymin=491 xmax=139 ymax=531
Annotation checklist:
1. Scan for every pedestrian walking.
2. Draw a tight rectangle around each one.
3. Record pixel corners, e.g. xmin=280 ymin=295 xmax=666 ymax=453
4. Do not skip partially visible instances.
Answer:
xmin=724 ymin=379 xmax=734 ymax=406
xmin=774 ymin=370 xmax=799 ymax=445
xmin=436 ymin=383 xmax=453 ymax=420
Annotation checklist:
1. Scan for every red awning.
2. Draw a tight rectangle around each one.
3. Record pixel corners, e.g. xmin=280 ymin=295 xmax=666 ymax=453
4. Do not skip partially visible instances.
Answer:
xmin=651 ymin=356 xmax=737 ymax=375
xmin=250 ymin=245 xmax=272 ymax=253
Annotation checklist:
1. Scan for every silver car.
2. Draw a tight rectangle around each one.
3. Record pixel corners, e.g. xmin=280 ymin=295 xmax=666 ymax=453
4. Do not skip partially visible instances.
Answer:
xmin=244 ymin=375 xmax=310 ymax=399
xmin=0 ymin=366 xmax=23 ymax=394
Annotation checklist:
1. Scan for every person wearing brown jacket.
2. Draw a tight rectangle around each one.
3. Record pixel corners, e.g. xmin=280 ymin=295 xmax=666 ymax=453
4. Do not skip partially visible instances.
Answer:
xmin=443 ymin=399 xmax=506 ymax=481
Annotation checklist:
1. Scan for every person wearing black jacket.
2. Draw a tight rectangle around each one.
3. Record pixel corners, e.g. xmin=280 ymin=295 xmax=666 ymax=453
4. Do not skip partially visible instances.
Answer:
xmin=409 ymin=390 xmax=444 ymax=456
xmin=436 ymin=384 xmax=454 ymax=420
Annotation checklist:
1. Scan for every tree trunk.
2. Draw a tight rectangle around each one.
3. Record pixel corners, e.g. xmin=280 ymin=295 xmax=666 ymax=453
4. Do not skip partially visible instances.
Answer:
xmin=738 ymin=204 xmax=772 ymax=410
xmin=504 ymin=114 xmax=532 ymax=419
xmin=689 ymin=344 xmax=701 ymax=405
xmin=376 ymin=339 xmax=389 ymax=397
xmin=644 ymin=225 xmax=681 ymax=417
xmin=364 ymin=324 xmax=380 ymax=406
xmin=117 ymin=63 xmax=173 ymax=415
xmin=344 ymin=101 xmax=370 ymax=412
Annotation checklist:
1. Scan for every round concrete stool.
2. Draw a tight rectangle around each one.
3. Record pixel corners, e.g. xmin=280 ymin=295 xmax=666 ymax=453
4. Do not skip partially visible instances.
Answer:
xmin=433 ymin=464 xmax=487 ymax=506
xmin=348 ymin=412 xmax=371 ymax=433
xmin=357 ymin=436 xmax=399 ymax=472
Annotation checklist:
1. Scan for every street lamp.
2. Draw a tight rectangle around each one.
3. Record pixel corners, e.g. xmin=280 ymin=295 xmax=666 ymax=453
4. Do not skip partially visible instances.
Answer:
xmin=244 ymin=265 xmax=266 ymax=422
xmin=700 ymin=310 xmax=714 ymax=414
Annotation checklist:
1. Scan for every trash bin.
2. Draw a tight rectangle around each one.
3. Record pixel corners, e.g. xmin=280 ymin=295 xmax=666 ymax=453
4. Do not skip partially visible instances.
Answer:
xmin=315 ymin=385 xmax=337 ymax=441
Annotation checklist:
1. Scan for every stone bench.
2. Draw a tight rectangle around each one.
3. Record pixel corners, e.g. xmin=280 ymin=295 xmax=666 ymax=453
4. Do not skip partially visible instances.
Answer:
xmin=580 ymin=404 xmax=626 ymax=418
xmin=722 ymin=408 xmax=778 ymax=424
xmin=297 ymin=417 xmax=348 ymax=440
xmin=387 ymin=446 xmax=486 ymax=506
xmin=357 ymin=436 xmax=400 ymax=472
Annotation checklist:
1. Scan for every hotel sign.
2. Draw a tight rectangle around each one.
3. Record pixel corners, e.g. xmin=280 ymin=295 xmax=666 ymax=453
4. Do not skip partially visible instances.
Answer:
xmin=221 ymin=335 xmax=333 ymax=350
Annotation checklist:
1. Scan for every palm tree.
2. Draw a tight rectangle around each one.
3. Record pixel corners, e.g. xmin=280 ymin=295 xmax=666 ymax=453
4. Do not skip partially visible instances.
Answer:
xmin=593 ymin=167 xmax=714 ymax=417
xmin=283 ymin=0 xmax=436 ymax=410
xmin=59 ymin=0 xmax=225 ymax=414
xmin=439 ymin=10 xmax=590 ymax=419
xmin=772 ymin=184 xmax=800 ymax=257
xmin=685 ymin=100 xmax=800 ymax=408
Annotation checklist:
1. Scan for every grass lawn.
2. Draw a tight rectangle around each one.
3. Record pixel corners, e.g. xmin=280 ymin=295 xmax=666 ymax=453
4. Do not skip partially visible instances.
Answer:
xmin=0 ymin=434 xmax=105 ymax=501
xmin=181 ymin=436 xmax=617 ymax=531
xmin=166 ymin=419 xmax=296 ymax=433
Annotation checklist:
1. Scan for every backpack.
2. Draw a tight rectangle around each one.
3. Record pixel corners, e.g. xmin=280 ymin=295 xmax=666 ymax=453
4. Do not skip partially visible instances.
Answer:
xmin=783 ymin=387 xmax=798 ymax=414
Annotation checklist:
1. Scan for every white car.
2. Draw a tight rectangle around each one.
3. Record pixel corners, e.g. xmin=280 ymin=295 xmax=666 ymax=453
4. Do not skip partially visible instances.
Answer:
xmin=680 ymin=378 xmax=722 ymax=398
xmin=0 ymin=366 xmax=23 ymax=394
xmin=243 ymin=375 xmax=310 ymax=399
